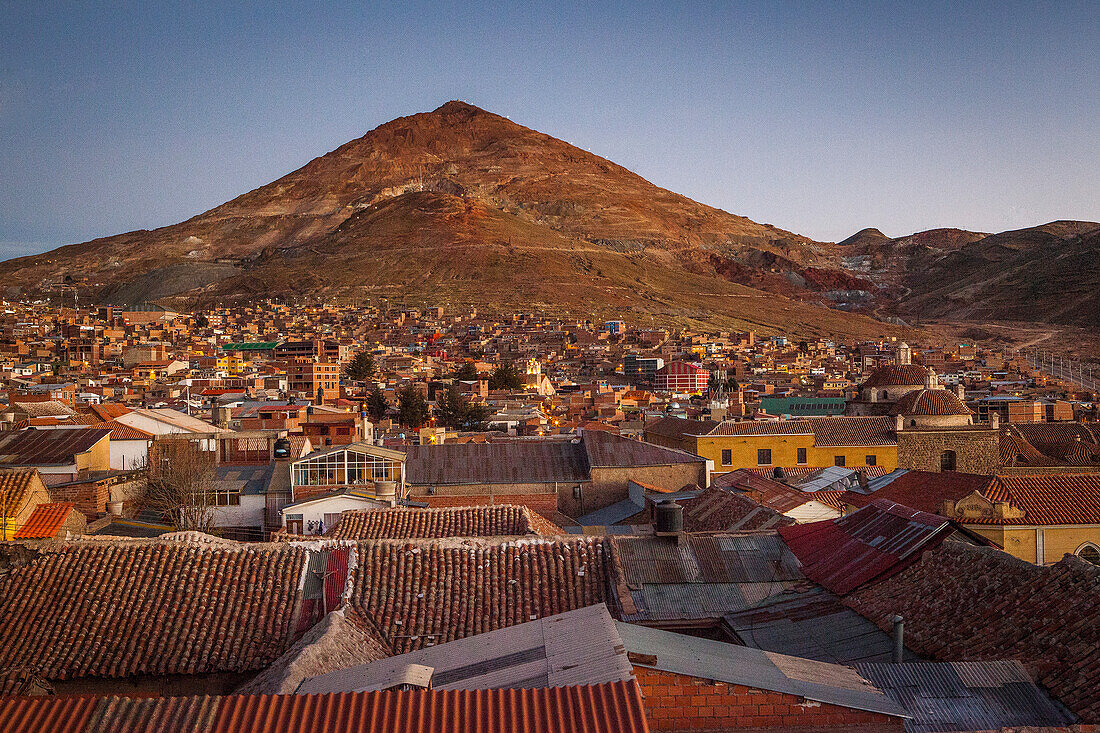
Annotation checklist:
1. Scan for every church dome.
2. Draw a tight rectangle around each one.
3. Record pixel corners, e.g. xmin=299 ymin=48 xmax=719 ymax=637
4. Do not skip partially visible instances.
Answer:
xmin=891 ymin=388 xmax=972 ymax=417
xmin=860 ymin=364 xmax=930 ymax=390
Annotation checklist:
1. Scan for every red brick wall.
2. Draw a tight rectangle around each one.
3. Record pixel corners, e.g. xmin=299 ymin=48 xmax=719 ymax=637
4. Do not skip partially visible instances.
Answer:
xmin=48 ymin=480 xmax=108 ymax=517
xmin=633 ymin=666 xmax=903 ymax=732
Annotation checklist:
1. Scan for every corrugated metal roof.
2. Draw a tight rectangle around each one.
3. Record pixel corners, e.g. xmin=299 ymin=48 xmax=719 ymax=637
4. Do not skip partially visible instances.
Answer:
xmin=723 ymin=586 xmax=919 ymax=665
xmin=406 ymin=441 xmax=589 ymax=485
xmin=297 ymin=604 xmax=632 ymax=695
xmin=582 ymin=431 xmax=703 ymax=467
xmin=779 ymin=500 xmax=959 ymax=596
xmin=0 ymin=681 xmax=649 ymax=733
xmin=854 ymin=660 xmax=1075 ymax=733
xmin=615 ymin=621 xmax=907 ymax=718
xmin=0 ymin=428 xmax=111 ymax=466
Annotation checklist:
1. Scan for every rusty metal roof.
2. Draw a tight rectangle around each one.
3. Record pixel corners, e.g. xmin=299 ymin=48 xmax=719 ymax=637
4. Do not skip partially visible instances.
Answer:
xmin=779 ymin=500 xmax=968 ymax=595
xmin=0 ymin=680 xmax=649 ymax=733
xmin=581 ymin=431 xmax=703 ymax=467
xmin=854 ymin=660 xmax=1075 ymax=732
xmin=0 ymin=428 xmax=111 ymax=467
xmin=405 ymin=440 xmax=589 ymax=485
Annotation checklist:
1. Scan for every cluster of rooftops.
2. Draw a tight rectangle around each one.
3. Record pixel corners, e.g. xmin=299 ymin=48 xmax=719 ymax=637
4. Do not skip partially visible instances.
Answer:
xmin=0 ymin=496 xmax=1096 ymax=733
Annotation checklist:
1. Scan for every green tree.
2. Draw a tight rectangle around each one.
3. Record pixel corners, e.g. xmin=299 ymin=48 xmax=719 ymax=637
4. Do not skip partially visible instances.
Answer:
xmin=345 ymin=351 xmax=376 ymax=382
xmin=450 ymin=361 xmax=479 ymax=381
xmin=397 ymin=384 xmax=430 ymax=428
xmin=435 ymin=384 xmax=491 ymax=431
xmin=488 ymin=361 xmax=523 ymax=391
xmin=365 ymin=387 xmax=389 ymax=422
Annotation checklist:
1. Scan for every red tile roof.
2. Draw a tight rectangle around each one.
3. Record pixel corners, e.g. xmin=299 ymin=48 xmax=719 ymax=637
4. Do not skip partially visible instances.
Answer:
xmin=808 ymin=416 xmax=896 ymax=447
xmin=891 ymin=388 xmax=972 ymax=416
xmin=0 ymin=468 xmax=43 ymax=515
xmin=859 ymin=364 xmax=930 ymax=389
xmin=349 ymin=537 xmax=609 ymax=654
xmin=842 ymin=470 xmax=994 ymax=514
xmin=0 ymin=541 xmax=309 ymax=680
xmin=974 ymin=473 xmax=1100 ymax=526
xmin=11 ymin=502 xmax=75 ymax=539
xmin=0 ymin=680 xmax=649 ymax=733
xmin=844 ymin=542 xmax=1100 ymax=721
xmin=329 ymin=505 xmax=558 ymax=539
xmin=779 ymin=499 xmax=975 ymax=595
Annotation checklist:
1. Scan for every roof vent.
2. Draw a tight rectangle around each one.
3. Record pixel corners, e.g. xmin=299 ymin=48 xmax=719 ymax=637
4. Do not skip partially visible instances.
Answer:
xmin=383 ymin=663 xmax=434 ymax=691
xmin=273 ymin=437 xmax=291 ymax=459
xmin=654 ymin=500 xmax=683 ymax=539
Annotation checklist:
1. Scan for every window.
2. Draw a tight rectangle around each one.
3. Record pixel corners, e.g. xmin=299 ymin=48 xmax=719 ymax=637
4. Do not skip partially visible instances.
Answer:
xmin=797 ymin=447 xmax=807 ymax=465
xmin=1078 ymin=544 xmax=1100 ymax=566
xmin=866 ymin=455 xmax=877 ymax=466
xmin=940 ymin=450 xmax=957 ymax=472
xmin=721 ymin=449 xmax=732 ymax=466
xmin=757 ymin=449 xmax=772 ymax=466
xmin=834 ymin=455 xmax=846 ymax=467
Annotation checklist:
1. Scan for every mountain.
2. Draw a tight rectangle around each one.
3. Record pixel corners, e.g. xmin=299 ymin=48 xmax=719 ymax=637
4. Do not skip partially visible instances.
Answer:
xmin=0 ymin=101 xmax=894 ymax=337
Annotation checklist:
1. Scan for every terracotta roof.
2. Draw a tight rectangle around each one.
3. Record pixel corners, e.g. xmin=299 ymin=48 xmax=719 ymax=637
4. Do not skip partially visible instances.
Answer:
xmin=891 ymin=388 xmax=972 ymax=416
xmin=808 ymin=416 xmax=896 ymax=447
xmin=709 ymin=420 xmax=813 ymax=436
xmin=844 ymin=542 xmax=1100 ymax=721
xmin=810 ymin=489 xmax=847 ymax=512
xmin=103 ymin=420 xmax=155 ymax=441
xmin=1000 ymin=423 xmax=1100 ymax=467
xmin=0 ymin=680 xmax=649 ymax=733
xmin=644 ymin=415 xmax=718 ymax=440
xmin=859 ymin=364 xmax=931 ymax=389
xmin=0 ymin=540 xmax=309 ymax=680
xmin=329 ymin=505 xmax=556 ymax=539
xmin=0 ymin=468 xmax=43 ymax=514
xmin=676 ymin=486 xmax=795 ymax=531
xmin=348 ymin=537 xmax=609 ymax=654
xmin=842 ymin=470 xmax=994 ymax=514
xmin=0 ymin=428 xmax=112 ymax=467
xmin=974 ymin=473 xmax=1100 ymax=525
xmin=78 ymin=403 xmax=132 ymax=421
xmin=7 ymin=400 xmax=76 ymax=418
xmin=11 ymin=502 xmax=76 ymax=539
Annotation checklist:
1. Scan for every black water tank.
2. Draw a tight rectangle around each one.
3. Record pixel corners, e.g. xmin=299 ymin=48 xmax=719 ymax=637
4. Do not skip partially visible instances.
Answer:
xmin=654 ymin=501 xmax=683 ymax=535
xmin=273 ymin=437 xmax=291 ymax=459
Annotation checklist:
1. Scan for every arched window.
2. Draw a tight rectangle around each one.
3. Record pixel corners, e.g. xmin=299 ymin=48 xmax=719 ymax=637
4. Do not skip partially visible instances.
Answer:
xmin=940 ymin=450 xmax=957 ymax=471
xmin=882 ymin=391 xmax=889 ymax=401
xmin=1077 ymin=543 xmax=1100 ymax=566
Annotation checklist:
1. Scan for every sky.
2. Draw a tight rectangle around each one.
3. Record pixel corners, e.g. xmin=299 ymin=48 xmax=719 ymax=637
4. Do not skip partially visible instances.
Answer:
xmin=1 ymin=1 xmax=1098 ymax=259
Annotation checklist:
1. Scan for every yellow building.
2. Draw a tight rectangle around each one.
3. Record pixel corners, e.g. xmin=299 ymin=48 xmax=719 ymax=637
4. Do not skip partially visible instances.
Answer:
xmin=941 ymin=474 xmax=1100 ymax=566
xmin=0 ymin=468 xmax=50 ymax=540
xmin=685 ymin=416 xmax=898 ymax=477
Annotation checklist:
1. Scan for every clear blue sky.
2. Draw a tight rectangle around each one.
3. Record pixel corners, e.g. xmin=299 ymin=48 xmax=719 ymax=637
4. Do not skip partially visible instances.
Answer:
xmin=2 ymin=1 xmax=1097 ymax=259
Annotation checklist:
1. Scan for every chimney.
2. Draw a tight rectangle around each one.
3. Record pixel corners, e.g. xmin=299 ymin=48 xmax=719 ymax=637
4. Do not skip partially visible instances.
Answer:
xmin=857 ymin=470 xmax=869 ymax=492
xmin=954 ymin=383 xmax=966 ymax=400
xmin=213 ymin=405 xmax=231 ymax=429
xmin=654 ymin=500 xmax=683 ymax=542
xmin=990 ymin=412 xmax=1000 ymax=429
xmin=892 ymin=615 xmax=905 ymax=663
xmin=894 ymin=413 xmax=905 ymax=432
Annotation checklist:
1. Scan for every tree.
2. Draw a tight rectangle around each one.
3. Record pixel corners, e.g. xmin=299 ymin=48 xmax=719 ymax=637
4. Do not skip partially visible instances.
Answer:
xmin=488 ymin=361 xmax=523 ymax=391
xmin=141 ymin=439 xmax=219 ymax=533
xmin=435 ymin=384 xmax=491 ymax=431
xmin=397 ymin=384 xmax=430 ymax=428
xmin=345 ymin=351 xmax=376 ymax=382
xmin=365 ymin=386 xmax=389 ymax=422
xmin=193 ymin=314 xmax=209 ymax=328
xmin=451 ymin=361 xmax=479 ymax=381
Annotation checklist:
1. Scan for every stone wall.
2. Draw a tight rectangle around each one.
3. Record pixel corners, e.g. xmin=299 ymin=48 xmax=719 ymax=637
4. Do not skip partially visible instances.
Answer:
xmin=896 ymin=427 xmax=999 ymax=473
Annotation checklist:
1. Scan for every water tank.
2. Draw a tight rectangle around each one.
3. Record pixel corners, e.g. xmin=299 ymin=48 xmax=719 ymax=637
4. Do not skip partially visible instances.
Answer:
xmin=654 ymin=501 xmax=683 ymax=536
xmin=375 ymin=480 xmax=397 ymax=499
xmin=273 ymin=437 xmax=291 ymax=459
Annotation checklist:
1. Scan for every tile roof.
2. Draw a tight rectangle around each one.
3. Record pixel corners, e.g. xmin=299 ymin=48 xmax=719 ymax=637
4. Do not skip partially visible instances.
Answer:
xmin=0 ymin=428 xmax=112 ymax=467
xmin=348 ymin=537 xmax=610 ymax=655
xmin=0 ymin=540 xmax=309 ymax=680
xmin=7 ymin=400 xmax=76 ymax=418
xmin=328 ymin=505 xmax=557 ymax=539
xmin=102 ymin=420 xmax=155 ymax=441
xmin=643 ymin=415 xmax=717 ymax=440
xmin=297 ymin=604 xmax=633 ymax=694
xmin=11 ymin=502 xmax=76 ymax=539
xmin=808 ymin=416 xmax=897 ymax=447
xmin=0 ymin=680 xmax=649 ymax=733
xmin=974 ymin=473 xmax=1100 ymax=525
xmin=859 ymin=364 xmax=931 ymax=389
xmin=890 ymin=388 xmax=972 ymax=416
xmin=1000 ymin=422 xmax=1100 ymax=468
xmin=709 ymin=420 xmax=814 ymax=436
xmin=844 ymin=542 xmax=1100 ymax=721
xmin=842 ymin=470 xmax=994 ymax=514
xmin=0 ymin=468 xmax=43 ymax=515
xmin=855 ymin=660 xmax=1075 ymax=733
xmin=675 ymin=486 xmax=795 ymax=531
xmin=779 ymin=500 xmax=980 ymax=596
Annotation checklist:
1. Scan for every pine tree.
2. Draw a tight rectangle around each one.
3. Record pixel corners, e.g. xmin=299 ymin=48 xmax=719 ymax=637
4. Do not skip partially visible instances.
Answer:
xmin=397 ymin=384 xmax=430 ymax=428
xmin=435 ymin=384 xmax=491 ymax=431
xmin=488 ymin=361 xmax=523 ymax=391
xmin=365 ymin=387 xmax=389 ymax=422
xmin=451 ymin=361 xmax=479 ymax=381
xmin=345 ymin=351 xmax=376 ymax=382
